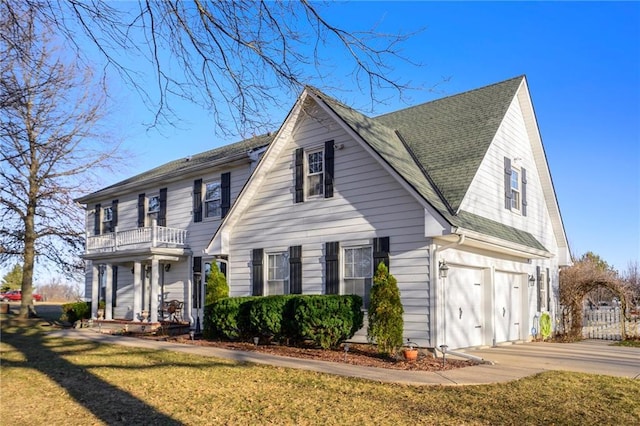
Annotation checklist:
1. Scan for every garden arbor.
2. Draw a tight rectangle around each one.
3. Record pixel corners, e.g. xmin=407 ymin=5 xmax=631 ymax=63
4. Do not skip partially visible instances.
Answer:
xmin=559 ymin=261 xmax=634 ymax=339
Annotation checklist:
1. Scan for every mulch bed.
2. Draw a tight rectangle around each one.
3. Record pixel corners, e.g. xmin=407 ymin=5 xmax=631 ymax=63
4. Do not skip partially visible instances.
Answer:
xmin=145 ymin=334 xmax=477 ymax=372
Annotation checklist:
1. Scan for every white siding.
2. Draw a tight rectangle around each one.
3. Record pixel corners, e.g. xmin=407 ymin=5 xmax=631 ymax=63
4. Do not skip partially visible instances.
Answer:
xmin=227 ymin=105 xmax=432 ymax=344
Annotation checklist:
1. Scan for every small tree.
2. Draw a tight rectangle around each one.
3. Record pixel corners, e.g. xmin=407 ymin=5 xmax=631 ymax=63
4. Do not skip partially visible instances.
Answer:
xmin=205 ymin=262 xmax=228 ymax=306
xmin=367 ymin=262 xmax=404 ymax=357
xmin=1 ymin=264 xmax=23 ymax=292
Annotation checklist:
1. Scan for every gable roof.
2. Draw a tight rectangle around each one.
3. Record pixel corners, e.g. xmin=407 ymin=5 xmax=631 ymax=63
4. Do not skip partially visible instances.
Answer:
xmin=306 ymin=76 xmax=554 ymax=255
xmin=76 ymin=134 xmax=273 ymax=203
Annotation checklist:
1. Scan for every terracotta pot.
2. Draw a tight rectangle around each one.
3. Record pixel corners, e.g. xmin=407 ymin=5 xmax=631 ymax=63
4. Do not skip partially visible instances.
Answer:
xmin=403 ymin=349 xmax=418 ymax=361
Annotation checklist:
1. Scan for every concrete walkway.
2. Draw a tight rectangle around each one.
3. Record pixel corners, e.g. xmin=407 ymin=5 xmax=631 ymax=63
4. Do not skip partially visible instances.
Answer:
xmin=48 ymin=329 xmax=639 ymax=386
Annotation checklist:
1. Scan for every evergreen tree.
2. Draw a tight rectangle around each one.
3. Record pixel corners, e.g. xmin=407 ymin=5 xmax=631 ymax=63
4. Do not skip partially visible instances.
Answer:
xmin=1 ymin=264 xmax=22 ymax=292
xmin=367 ymin=262 xmax=404 ymax=356
xmin=205 ymin=262 xmax=228 ymax=305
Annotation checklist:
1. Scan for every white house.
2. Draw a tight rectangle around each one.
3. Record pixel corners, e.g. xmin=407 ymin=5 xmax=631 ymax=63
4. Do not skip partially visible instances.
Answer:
xmin=78 ymin=75 xmax=571 ymax=350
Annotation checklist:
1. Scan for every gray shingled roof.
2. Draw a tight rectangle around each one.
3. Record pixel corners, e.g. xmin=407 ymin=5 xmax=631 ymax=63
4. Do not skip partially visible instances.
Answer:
xmin=78 ymin=134 xmax=273 ymax=202
xmin=312 ymin=76 xmax=548 ymax=253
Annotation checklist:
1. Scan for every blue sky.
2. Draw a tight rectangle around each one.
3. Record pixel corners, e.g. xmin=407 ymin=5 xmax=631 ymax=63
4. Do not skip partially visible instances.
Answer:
xmin=106 ymin=1 xmax=639 ymax=272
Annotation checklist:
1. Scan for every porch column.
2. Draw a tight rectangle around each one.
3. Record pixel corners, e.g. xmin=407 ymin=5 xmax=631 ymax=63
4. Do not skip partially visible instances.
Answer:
xmin=105 ymin=264 xmax=113 ymax=320
xmin=91 ymin=262 xmax=99 ymax=319
xmin=133 ymin=261 xmax=142 ymax=321
xmin=186 ymin=254 xmax=194 ymax=327
xmin=150 ymin=257 xmax=159 ymax=323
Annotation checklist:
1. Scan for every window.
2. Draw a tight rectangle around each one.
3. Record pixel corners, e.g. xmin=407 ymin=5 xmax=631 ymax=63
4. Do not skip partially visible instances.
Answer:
xmin=539 ymin=270 xmax=547 ymax=311
xmin=267 ymin=252 xmax=289 ymax=295
xmin=343 ymin=246 xmax=373 ymax=308
xmin=204 ymin=181 xmax=221 ymax=218
xmin=510 ymin=168 xmax=521 ymax=211
xmin=306 ymin=149 xmax=324 ymax=197
xmin=148 ymin=195 xmax=160 ymax=213
xmin=102 ymin=206 xmax=113 ymax=233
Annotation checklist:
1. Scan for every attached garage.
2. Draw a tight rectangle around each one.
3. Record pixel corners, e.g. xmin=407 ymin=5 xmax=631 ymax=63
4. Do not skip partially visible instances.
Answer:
xmin=494 ymin=271 xmax=523 ymax=344
xmin=445 ymin=265 xmax=484 ymax=349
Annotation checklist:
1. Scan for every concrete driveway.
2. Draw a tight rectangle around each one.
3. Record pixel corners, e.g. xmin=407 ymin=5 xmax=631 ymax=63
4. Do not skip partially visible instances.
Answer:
xmin=463 ymin=340 xmax=640 ymax=379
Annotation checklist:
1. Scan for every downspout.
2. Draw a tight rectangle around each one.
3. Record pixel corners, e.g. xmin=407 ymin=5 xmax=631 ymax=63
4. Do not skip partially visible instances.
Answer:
xmin=432 ymin=233 xmax=466 ymax=353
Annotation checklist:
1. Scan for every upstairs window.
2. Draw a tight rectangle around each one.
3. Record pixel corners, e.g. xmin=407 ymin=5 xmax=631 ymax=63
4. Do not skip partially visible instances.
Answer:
xmin=510 ymin=168 xmax=521 ymax=211
xmin=504 ymin=157 xmax=528 ymax=216
xmin=267 ymin=252 xmax=289 ymax=295
xmin=102 ymin=206 xmax=113 ymax=233
xmin=306 ymin=149 xmax=324 ymax=198
xmin=148 ymin=195 xmax=160 ymax=214
xmin=205 ymin=181 xmax=221 ymax=218
xmin=343 ymin=246 xmax=373 ymax=308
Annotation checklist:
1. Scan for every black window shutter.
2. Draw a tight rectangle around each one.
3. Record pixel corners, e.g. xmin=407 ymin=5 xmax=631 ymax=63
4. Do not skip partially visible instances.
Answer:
xmin=219 ymin=262 xmax=227 ymax=278
xmin=221 ymin=172 xmax=231 ymax=218
xmin=289 ymin=245 xmax=302 ymax=294
xmin=193 ymin=257 xmax=202 ymax=309
xmin=111 ymin=266 xmax=118 ymax=308
xmin=294 ymin=148 xmax=304 ymax=203
xmin=252 ymin=249 xmax=264 ymax=296
xmin=137 ymin=193 xmax=145 ymax=227
xmin=325 ymin=241 xmax=340 ymax=294
xmin=94 ymin=204 xmax=101 ymax=235
xmin=546 ymin=267 xmax=551 ymax=310
xmin=158 ymin=188 xmax=167 ymax=227
xmin=521 ymin=168 xmax=528 ymax=216
xmin=504 ymin=157 xmax=512 ymax=210
xmin=536 ymin=265 xmax=541 ymax=312
xmin=193 ymin=179 xmax=203 ymax=223
xmin=373 ymin=237 xmax=390 ymax=270
xmin=111 ymin=199 xmax=118 ymax=231
xmin=324 ymin=140 xmax=334 ymax=198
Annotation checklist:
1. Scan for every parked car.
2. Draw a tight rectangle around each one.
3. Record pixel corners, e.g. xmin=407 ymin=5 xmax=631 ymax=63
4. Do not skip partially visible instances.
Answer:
xmin=0 ymin=290 xmax=43 ymax=302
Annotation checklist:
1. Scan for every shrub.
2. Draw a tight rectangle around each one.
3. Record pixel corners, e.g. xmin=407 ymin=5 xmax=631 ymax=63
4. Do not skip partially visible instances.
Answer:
xmin=204 ymin=296 xmax=256 ymax=340
xmin=60 ymin=301 xmax=91 ymax=323
xmin=367 ymin=263 xmax=404 ymax=356
xmin=291 ymin=295 xmax=363 ymax=349
xmin=205 ymin=262 xmax=228 ymax=305
xmin=248 ymin=295 xmax=295 ymax=341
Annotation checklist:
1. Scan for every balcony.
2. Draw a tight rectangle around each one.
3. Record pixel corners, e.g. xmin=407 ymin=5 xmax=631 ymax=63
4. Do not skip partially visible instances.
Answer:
xmin=86 ymin=223 xmax=188 ymax=255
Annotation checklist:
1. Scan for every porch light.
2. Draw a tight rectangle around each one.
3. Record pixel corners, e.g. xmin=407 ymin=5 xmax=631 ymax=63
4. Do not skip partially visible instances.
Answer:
xmin=164 ymin=264 xmax=171 ymax=272
xmin=438 ymin=260 xmax=449 ymax=279
xmin=528 ymin=274 xmax=536 ymax=287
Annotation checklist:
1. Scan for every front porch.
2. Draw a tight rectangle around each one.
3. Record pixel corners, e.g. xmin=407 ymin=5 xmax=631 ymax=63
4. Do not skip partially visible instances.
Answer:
xmin=80 ymin=318 xmax=191 ymax=336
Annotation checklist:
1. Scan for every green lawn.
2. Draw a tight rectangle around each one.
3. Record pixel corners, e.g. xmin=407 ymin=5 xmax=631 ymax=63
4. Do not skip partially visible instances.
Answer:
xmin=1 ymin=320 xmax=639 ymax=425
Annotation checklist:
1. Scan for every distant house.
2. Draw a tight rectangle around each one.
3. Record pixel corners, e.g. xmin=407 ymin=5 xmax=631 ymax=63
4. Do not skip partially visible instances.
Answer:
xmin=77 ymin=76 xmax=570 ymax=350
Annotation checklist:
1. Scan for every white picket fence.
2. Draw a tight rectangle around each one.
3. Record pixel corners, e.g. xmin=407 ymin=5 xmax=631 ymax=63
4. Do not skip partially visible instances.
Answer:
xmin=582 ymin=309 xmax=640 ymax=340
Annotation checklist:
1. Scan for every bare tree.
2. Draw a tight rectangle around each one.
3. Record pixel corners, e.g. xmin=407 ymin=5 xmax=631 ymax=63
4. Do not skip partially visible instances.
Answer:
xmin=622 ymin=261 xmax=640 ymax=307
xmin=15 ymin=0 xmax=416 ymax=135
xmin=0 ymin=4 xmax=119 ymax=318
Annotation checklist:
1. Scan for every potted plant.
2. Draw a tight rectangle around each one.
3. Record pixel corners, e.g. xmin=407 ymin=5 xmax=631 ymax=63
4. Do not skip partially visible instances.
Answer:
xmin=97 ymin=300 xmax=106 ymax=320
xmin=403 ymin=339 xmax=419 ymax=361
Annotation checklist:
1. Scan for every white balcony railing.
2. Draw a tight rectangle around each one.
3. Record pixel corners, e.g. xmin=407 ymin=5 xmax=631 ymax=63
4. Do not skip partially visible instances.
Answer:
xmin=86 ymin=222 xmax=188 ymax=254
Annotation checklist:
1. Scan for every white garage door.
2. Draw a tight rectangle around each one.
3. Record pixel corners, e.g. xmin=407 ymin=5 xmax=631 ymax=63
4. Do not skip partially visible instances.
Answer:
xmin=494 ymin=271 xmax=522 ymax=343
xmin=445 ymin=266 xmax=483 ymax=349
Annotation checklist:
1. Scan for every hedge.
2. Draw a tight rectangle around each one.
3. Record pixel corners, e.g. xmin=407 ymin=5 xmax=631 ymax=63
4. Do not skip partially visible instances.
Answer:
xmin=60 ymin=301 xmax=91 ymax=324
xmin=204 ymin=294 xmax=363 ymax=348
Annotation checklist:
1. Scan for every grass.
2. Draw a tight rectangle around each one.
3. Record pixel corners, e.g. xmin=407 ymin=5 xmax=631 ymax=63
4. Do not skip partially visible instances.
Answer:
xmin=1 ymin=319 xmax=639 ymax=425
xmin=614 ymin=339 xmax=640 ymax=348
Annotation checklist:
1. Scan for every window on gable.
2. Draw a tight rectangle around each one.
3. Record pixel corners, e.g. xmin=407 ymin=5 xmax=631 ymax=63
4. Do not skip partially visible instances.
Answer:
xmin=204 ymin=181 xmax=221 ymax=218
xmin=267 ymin=252 xmax=289 ymax=295
xmin=343 ymin=245 xmax=373 ymax=308
xmin=306 ymin=149 xmax=324 ymax=198
xmin=510 ymin=168 xmax=521 ymax=211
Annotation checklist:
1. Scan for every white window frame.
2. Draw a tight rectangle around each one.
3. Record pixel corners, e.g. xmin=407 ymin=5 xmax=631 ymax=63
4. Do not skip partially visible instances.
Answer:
xmin=510 ymin=167 xmax=521 ymax=212
xmin=539 ymin=270 xmax=548 ymax=311
xmin=147 ymin=194 xmax=160 ymax=214
xmin=342 ymin=245 xmax=373 ymax=308
xmin=266 ymin=251 xmax=289 ymax=295
xmin=306 ymin=148 xmax=324 ymax=198
xmin=204 ymin=181 xmax=222 ymax=219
